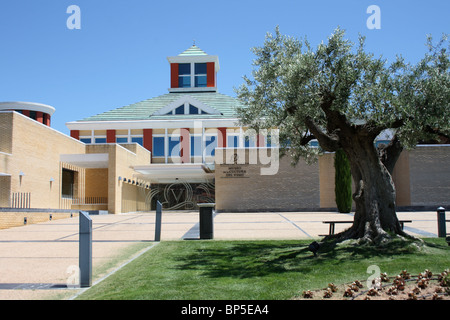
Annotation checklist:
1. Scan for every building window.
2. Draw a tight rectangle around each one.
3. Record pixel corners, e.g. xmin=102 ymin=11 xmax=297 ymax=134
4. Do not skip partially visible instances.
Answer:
xmin=80 ymin=137 xmax=92 ymax=144
xmin=205 ymin=135 xmax=217 ymax=157
xmin=61 ymin=169 xmax=75 ymax=199
xmin=168 ymin=136 xmax=181 ymax=157
xmin=95 ymin=137 xmax=106 ymax=144
xmin=191 ymin=135 xmax=202 ymax=157
xmin=175 ymin=105 xmax=185 ymax=115
xmin=195 ymin=63 xmax=207 ymax=87
xmin=116 ymin=137 xmax=128 ymax=143
xmin=153 ymin=136 xmax=165 ymax=157
xmin=189 ymin=104 xmax=199 ymax=114
xmin=244 ymin=135 xmax=256 ymax=148
xmin=131 ymin=136 xmax=143 ymax=146
xmin=178 ymin=63 xmax=191 ymax=88
xmin=29 ymin=110 xmax=37 ymax=120
xmin=227 ymin=135 xmax=240 ymax=148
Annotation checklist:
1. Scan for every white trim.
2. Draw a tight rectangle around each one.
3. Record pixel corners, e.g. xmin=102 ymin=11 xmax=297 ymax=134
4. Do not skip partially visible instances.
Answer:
xmin=416 ymin=144 xmax=450 ymax=147
xmin=60 ymin=153 xmax=109 ymax=169
xmin=66 ymin=118 xmax=241 ymax=131
xmin=2 ymin=111 xmax=84 ymax=146
xmin=167 ymin=55 xmax=220 ymax=71
xmin=152 ymin=95 xmax=221 ymax=116
xmin=0 ymin=101 xmax=55 ymax=115
xmin=168 ymin=87 xmax=217 ymax=93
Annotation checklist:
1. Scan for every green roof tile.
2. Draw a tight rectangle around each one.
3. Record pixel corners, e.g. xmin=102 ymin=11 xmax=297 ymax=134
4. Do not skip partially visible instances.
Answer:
xmin=178 ymin=45 xmax=208 ymax=56
xmin=78 ymin=92 xmax=244 ymax=122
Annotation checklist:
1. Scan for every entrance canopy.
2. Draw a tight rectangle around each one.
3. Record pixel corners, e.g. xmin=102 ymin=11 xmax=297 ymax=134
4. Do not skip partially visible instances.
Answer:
xmin=60 ymin=153 xmax=109 ymax=168
xmin=133 ymin=163 xmax=213 ymax=184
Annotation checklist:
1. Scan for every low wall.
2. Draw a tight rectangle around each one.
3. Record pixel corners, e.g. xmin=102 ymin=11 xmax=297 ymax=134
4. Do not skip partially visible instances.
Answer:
xmin=0 ymin=209 xmax=79 ymax=230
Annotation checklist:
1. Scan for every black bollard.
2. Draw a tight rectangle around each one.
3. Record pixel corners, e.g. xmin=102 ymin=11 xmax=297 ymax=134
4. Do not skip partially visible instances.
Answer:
xmin=437 ymin=207 xmax=446 ymax=238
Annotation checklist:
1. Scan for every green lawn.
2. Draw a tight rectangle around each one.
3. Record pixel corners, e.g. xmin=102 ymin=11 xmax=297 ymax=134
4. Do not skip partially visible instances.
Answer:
xmin=76 ymin=238 xmax=450 ymax=300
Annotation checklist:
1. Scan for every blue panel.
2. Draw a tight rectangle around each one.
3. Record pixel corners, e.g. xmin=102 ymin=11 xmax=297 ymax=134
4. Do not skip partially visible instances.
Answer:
xmin=227 ymin=135 xmax=239 ymax=148
xmin=116 ymin=137 xmax=128 ymax=143
xmin=178 ymin=63 xmax=191 ymax=75
xmin=195 ymin=63 xmax=207 ymax=74
xmin=153 ymin=137 xmax=165 ymax=157
xmin=95 ymin=138 xmax=106 ymax=144
xmin=205 ymin=136 xmax=217 ymax=156
xmin=195 ymin=75 xmax=207 ymax=87
xmin=178 ymin=76 xmax=191 ymax=88
xmin=168 ymin=136 xmax=180 ymax=157
xmin=175 ymin=105 xmax=185 ymax=114
xmin=131 ymin=137 xmax=143 ymax=146
xmin=191 ymin=136 xmax=202 ymax=156
xmin=189 ymin=104 xmax=199 ymax=114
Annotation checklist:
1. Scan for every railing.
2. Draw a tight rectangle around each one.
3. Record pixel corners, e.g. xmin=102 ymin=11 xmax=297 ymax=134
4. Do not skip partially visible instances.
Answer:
xmin=11 ymin=192 xmax=31 ymax=208
xmin=61 ymin=197 xmax=108 ymax=209
xmin=72 ymin=197 xmax=108 ymax=205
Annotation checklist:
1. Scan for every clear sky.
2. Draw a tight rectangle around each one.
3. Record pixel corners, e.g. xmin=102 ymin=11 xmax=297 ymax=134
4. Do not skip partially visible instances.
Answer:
xmin=0 ymin=0 xmax=448 ymax=135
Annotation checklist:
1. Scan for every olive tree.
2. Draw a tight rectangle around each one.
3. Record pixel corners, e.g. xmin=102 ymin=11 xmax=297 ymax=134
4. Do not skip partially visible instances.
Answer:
xmin=236 ymin=27 xmax=450 ymax=244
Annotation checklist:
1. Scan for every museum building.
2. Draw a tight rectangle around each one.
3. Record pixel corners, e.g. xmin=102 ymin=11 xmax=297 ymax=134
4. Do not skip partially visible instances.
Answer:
xmin=1 ymin=45 xmax=449 ymax=227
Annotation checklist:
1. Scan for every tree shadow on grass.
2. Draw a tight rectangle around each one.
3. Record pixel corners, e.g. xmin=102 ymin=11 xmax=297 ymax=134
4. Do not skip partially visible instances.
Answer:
xmin=173 ymin=239 xmax=449 ymax=279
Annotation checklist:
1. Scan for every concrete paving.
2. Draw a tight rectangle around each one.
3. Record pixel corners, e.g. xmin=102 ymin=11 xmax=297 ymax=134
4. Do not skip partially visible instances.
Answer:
xmin=0 ymin=210 xmax=444 ymax=299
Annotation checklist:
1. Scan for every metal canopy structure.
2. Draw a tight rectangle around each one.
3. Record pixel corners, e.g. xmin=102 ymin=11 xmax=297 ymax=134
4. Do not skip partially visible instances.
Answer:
xmin=132 ymin=163 xmax=214 ymax=184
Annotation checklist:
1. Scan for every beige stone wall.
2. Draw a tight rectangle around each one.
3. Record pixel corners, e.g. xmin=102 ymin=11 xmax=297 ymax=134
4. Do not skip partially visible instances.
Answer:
xmin=0 ymin=112 xmax=86 ymax=209
xmin=408 ymin=146 xmax=450 ymax=206
xmin=0 ymin=175 xmax=11 ymax=207
xmin=85 ymin=168 xmax=108 ymax=198
xmin=0 ymin=210 xmax=79 ymax=230
xmin=86 ymin=143 xmax=151 ymax=214
xmin=215 ymin=148 xmax=320 ymax=211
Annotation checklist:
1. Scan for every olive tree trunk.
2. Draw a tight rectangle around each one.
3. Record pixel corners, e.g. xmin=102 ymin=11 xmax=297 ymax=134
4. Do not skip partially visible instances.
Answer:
xmin=326 ymin=134 xmax=409 ymax=243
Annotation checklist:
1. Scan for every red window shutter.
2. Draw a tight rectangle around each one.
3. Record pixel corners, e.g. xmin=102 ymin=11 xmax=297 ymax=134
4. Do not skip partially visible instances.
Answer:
xmin=143 ymin=129 xmax=153 ymax=152
xmin=43 ymin=113 xmax=51 ymax=126
xmin=70 ymin=130 xmax=80 ymax=140
xmin=218 ymin=128 xmax=227 ymax=148
xmin=106 ymin=130 xmax=116 ymax=143
xmin=171 ymin=63 xmax=179 ymax=88
xmin=36 ymin=111 xmax=44 ymax=124
xmin=180 ymin=128 xmax=190 ymax=163
xmin=206 ymin=62 xmax=215 ymax=87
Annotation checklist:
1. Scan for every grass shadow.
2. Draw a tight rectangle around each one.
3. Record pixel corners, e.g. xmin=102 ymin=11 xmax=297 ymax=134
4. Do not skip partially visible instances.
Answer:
xmin=174 ymin=238 xmax=449 ymax=280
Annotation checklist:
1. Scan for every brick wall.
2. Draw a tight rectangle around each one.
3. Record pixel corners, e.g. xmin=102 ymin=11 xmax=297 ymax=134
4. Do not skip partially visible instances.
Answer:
xmin=0 ymin=112 xmax=86 ymax=209
xmin=409 ymin=145 xmax=450 ymax=207
xmin=0 ymin=210 xmax=79 ymax=230
xmin=215 ymin=148 xmax=320 ymax=212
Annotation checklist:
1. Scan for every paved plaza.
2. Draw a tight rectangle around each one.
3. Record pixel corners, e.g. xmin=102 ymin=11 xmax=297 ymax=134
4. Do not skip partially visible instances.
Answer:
xmin=0 ymin=210 xmax=444 ymax=299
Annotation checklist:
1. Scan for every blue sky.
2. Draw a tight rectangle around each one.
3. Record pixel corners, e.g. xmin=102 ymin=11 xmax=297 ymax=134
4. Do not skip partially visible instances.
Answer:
xmin=0 ymin=0 xmax=448 ymax=134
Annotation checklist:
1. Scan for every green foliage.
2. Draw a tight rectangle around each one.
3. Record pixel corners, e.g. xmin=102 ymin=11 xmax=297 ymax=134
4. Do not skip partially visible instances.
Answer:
xmin=236 ymin=27 xmax=450 ymax=164
xmin=334 ymin=149 xmax=352 ymax=213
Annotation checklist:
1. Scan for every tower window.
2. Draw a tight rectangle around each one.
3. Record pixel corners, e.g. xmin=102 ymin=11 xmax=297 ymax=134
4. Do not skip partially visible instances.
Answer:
xmin=195 ymin=63 xmax=207 ymax=87
xmin=178 ymin=63 xmax=191 ymax=88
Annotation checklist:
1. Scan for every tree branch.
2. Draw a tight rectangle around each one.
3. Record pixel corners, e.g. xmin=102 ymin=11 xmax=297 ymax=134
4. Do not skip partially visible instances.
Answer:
xmin=304 ymin=116 xmax=340 ymax=152
xmin=378 ymin=134 xmax=404 ymax=174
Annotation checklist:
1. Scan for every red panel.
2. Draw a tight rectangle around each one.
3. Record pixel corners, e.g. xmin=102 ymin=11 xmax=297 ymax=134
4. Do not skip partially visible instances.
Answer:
xmin=143 ymin=129 xmax=153 ymax=153
xmin=218 ymin=127 xmax=227 ymax=148
xmin=257 ymin=134 xmax=265 ymax=147
xmin=22 ymin=110 xmax=30 ymax=117
xmin=70 ymin=130 xmax=80 ymax=140
xmin=106 ymin=130 xmax=116 ymax=143
xmin=43 ymin=113 xmax=51 ymax=126
xmin=207 ymin=62 xmax=215 ymax=87
xmin=36 ymin=111 xmax=43 ymax=124
xmin=171 ymin=63 xmax=179 ymax=88
xmin=180 ymin=128 xmax=190 ymax=163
